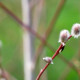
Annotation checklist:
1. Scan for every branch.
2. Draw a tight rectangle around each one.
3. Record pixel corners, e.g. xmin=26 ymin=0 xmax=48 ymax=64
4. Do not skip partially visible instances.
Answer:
xmin=36 ymin=35 xmax=72 ymax=80
xmin=0 ymin=2 xmax=52 ymax=50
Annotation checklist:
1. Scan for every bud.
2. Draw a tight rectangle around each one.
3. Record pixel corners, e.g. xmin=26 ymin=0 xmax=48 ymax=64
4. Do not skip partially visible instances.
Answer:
xmin=71 ymin=23 xmax=80 ymax=38
xmin=58 ymin=30 xmax=70 ymax=45
xmin=43 ymin=57 xmax=53 ymax=64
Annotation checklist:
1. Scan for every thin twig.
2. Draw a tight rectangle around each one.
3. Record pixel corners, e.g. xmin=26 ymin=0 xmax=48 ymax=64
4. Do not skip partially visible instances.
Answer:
xmin=36 ymin=35 xmax=72 ymax=80
xmin=36 ymin=44 xmax=63 ymax=80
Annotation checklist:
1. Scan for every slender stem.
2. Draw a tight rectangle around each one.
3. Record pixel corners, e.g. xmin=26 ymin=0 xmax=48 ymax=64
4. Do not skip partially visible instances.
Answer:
xmin=36 ymin=35 xmax=72 ymax=80
xmin=36 ymin=44 xmax=63 ymax=80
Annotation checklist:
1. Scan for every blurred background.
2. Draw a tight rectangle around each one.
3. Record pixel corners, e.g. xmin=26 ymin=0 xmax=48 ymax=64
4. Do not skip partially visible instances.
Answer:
xmin=0 ymin=0 xmax=80 ymax=80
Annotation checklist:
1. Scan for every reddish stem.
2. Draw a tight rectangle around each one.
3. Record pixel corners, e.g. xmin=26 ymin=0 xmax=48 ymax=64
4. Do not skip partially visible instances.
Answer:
xmin=36 ymin=35 xmax=72 ymax=80
xmin=36 ymin=44 xmax=63 ymax=80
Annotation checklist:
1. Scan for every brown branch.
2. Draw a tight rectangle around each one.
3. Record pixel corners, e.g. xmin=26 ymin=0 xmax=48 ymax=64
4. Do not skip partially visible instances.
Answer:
xmin=34 ymin=0 xmax=66 ymax=64
xmin=59 ymin=55 xmax=79 ymax=72
xmin=58 ymin=66 xmax=71 ymax=80
xmin=36 ymin=35 xmax=72 ymax=80
xmin=44 ymin=0 xmax=66 ymax=38
xmin=0 ymin=2 xmax=52 ymax=50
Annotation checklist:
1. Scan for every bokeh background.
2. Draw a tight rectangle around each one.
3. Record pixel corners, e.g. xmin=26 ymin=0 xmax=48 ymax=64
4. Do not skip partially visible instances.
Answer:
xmin=0 ymin=0 xmax=80 ymax=80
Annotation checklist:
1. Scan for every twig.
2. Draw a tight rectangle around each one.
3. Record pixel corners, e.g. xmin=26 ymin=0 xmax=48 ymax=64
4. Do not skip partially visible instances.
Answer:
xmin=36 ymin=44 xmax=63 ymax=80
xmin=36 ymin=35 xmax=72 ymax=80
xmin=44 ymin=0 xmax=66 ymax=38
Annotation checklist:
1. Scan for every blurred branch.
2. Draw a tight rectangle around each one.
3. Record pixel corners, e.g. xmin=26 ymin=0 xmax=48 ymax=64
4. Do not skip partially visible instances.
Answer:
xmin=0 ymin=2 xmax=53 ymax=51
xmin=0 ymin=64 xmax=17 ymax=80
xmin=21 ymin=0 xmax=35 ymax=80
xmin=32 ymin=0 xmax=45 ymax=32
xmin=58 ymin=66 xmax=71 ymax=80
xmin=59 ymin=55 xmax=79 ymax=72
xmin=44 ymin=0 xmax=66 ymax=38
xmin=58 ymin=54 xmax=80 ymax=80
xmin=2 ymin=68 xmax=18 ymax=80
xmin=29 ymin=0 xmax=40 ymax=9
xmin=34 ymin=0 xmax=66 ymax=65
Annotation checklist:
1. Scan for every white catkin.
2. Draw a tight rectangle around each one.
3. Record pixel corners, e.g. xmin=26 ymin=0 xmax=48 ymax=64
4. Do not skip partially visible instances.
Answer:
xmin=58 ymin=30 xmax=70 ymax=45
xmin=43 ymin=57 xmax=53 ymax=64
xmin=71 ymin=23 xmax=80 ymax=38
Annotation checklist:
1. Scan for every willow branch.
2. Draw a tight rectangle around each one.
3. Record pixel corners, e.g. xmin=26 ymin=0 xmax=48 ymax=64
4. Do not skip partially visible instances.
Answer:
xmin=36 ymin=35 xmax=72 ymax=80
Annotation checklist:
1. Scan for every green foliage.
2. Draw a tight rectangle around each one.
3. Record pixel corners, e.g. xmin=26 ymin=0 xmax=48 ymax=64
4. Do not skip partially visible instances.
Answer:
xmin=0 ymin=0 xmax=80 ymax=80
